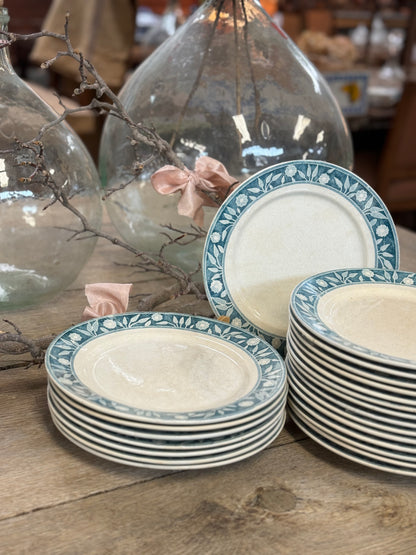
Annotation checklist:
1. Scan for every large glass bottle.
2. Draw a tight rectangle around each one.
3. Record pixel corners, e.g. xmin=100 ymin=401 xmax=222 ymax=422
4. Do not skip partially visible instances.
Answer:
xmin=100 ymin=0 xmax=353 ymax=272
xmin=0 ymin=3 xmax=102 ymax=310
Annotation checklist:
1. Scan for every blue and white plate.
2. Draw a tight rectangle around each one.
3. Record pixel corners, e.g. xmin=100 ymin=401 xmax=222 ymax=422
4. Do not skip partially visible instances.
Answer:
xmin=48 ymin=386 xmax=284 ymax=454
xmin=48 ymin=388 xmax=285 ymax=458
xmin=289 ymin=410 xmax=416 ymax=477
xmin=49 ymin=409 xmax=285 ymax=470
xmin=45 ymin=312 xmax=286 ymax=425
xmin=290 ymin=268 xmax=416 ymax=368
xmin=48 ymin=380 xmax=287 ymax=440
xmin=203 ymin=160 xmax=399 ymax=349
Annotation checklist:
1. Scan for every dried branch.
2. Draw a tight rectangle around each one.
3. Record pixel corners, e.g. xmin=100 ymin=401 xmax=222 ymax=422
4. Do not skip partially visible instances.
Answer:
xmin=0 ymin=320 xmax=53 ymax=367
xmin=1 ymin=14 xmax=185 ymax=178
xmin=0 ymin=14 xmax=222 ymax=367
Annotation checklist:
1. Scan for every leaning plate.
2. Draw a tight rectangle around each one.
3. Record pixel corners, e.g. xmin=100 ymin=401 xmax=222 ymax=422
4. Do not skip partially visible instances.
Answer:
xmin=203 ymin=160 xmax=399 ymax=347
xmin=45 ymin=312 xmax=286 ymax=424
xmin=290 ymin=268 xmax=416 ymax=368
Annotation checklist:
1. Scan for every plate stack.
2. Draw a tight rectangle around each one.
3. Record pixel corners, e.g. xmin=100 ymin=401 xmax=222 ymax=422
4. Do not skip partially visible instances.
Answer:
xmin=46 ymin=312 xmax=287 ymax=469
xmin=287 ymin=268 xmax=416 ymax=477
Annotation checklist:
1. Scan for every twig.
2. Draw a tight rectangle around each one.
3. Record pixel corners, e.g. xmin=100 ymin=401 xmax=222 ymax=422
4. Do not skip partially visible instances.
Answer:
xmin=1 ymin=16 xmax=185 ymax=175
xmin=0 ymin=320 xmax=53 ymax=366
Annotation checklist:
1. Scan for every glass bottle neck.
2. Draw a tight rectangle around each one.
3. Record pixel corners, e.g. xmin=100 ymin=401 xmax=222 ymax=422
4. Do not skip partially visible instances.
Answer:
xmin=0 ymin=6 xmax=14 ymax=73
xmin=205 ymin=0 xmax=264 ymax=11
xmin=199 ymin=0 xmax=268 ymax=23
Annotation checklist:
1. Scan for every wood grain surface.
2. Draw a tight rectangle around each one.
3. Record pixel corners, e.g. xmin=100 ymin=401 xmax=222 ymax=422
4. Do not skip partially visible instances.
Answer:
xmin=1 ymin=221 xmax=415 ymax=554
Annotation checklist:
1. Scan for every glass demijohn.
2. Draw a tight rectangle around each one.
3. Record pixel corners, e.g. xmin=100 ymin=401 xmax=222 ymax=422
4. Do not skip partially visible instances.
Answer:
xmin=0 ymin=3 xmax=102 ymax=310
xmin=100 ymin=0 xmax=353 ymax=271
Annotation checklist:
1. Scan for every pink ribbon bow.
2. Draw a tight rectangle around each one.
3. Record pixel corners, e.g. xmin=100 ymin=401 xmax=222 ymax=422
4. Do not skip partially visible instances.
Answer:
xmin=82 ymin=283 xmax=132 ymax=320
xmin=151 ymin=156 xmax=238 ymax=226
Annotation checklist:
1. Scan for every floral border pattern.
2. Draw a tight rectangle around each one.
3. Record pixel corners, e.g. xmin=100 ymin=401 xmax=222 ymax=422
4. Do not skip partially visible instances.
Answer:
xmin=45 ymin=312 xmax=286 ymax=422
xmin=203 ymin=160 xmax=400 ymax=348
xmin=291 ymin=268 xmax=416 ymax=366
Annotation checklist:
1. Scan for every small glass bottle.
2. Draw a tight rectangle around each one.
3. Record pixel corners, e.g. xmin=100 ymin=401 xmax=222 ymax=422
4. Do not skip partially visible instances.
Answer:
xmin=100 ymin=0 xmax=353 ymax=272
xmin=0 ymin=2 xmax=102 ymax=310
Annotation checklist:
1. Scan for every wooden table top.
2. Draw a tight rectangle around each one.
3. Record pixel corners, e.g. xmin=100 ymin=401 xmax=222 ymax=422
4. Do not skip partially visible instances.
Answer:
xmin=1 ymin=221 xmax=416 ymax=554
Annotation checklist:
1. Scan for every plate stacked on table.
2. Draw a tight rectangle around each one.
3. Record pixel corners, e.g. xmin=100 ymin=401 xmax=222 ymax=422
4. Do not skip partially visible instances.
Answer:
xmin=203 ymin=159 xmax=399 ymax=353
xmin=287 ymin=267 xmax=416 ymax=476
xmin=45 ymin=312 xmax=287 ymax=469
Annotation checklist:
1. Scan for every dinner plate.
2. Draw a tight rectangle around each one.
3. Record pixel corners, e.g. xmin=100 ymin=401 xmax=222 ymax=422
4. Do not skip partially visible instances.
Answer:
xmin=50 ymin=410 xmax=285 ymax=470
xmin=289 ymin=410 xmax=416 ymax=477
xmin=288 ymin=370 xmax=416 ymax=443
xmin=45 ymin=312 xmax=286 ymax=425
xmin=48 ymin=384 xmax=286 ymax=451
xmin=48 ymin=390 xmax=285 ymax=457
xmin=287 ymin=325 xmax=416 ymax=391
xmin=287 ymin=360 xmax=416 ymax=435
xmin=290 ymin=268 xmax=416 ymax=368
xmin=288 ymin=399 xmax=416 ymax=462
xmin=287 ymin=342 xmax=416 ymax=409
xmin=48 ymin=379 xmax=288 ymax=435
xmin=286 ymin=353 xmax=416 ymax=419
xmin=288 ymin=312 xmax=416 ymax=380
xmin=203 ymin=160 xmax=399 ymax=346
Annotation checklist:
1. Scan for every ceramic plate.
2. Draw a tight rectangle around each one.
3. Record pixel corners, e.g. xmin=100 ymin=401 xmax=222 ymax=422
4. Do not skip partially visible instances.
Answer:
xmin=288 ymin=359 xmax=416 ymax=435
xmin=288 ymin=370 xmax=416 ymax=442
xmin=45 ymin=312 xmax=286 ymax=424
xmin=288 ymin=312 xmax=416 ymax=380
xmin=286 ymin=356 xmax=416 ymax=427
xmin=286 ymin=341 xmax=416 ymax=409
xmin=288 ymin=399 xmax=416 ymax=461
xmin=50 ymin=410 xmax=285 ymax=470
xmin=288 ymin=324 xmax=416 ymax=390
xmin=48 ymin=384 xmax=286 ymax=450
xmin=48 ymin=378 xmax=288 ymax=435
xmin=48 ymin=391 xmax=284 ymax=458
xmin=203 ymin=160 xmax=399 ymax=347
xmin=289 ymin=410 xmax=416 ymax=477
xmin=291 ymin=268 xmax=416 ymax=368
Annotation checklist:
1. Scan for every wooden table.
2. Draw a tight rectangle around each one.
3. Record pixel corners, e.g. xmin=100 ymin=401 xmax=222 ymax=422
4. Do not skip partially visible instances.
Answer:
xmin=1 ymin=221 xmax=416 ymax=554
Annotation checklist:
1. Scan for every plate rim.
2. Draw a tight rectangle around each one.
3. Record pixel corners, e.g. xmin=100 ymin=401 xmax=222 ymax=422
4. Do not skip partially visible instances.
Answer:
xmin=203 ymin=159 xmax=399 ymax=346
xmin=287 ymin=363 xmax=416 ymax=434
xmin=45 ymin=311 xmax=286 ymax=424
xmin=289 ymin=410 xmax=416 ymax=476
xmin=48 ymin=389 xmax=285 ymax=457
xmin=50 ymin=410 xmax=285 ymax=470
xmin=48 ymin=381 xmax=287 ymax=442
xmin=288 ymin=323 xmax=416 ymax=390
xmin=290 ymin=268 xmax=416 ymax=367
xmin=288 ymin=310 xmax=416 ymax=378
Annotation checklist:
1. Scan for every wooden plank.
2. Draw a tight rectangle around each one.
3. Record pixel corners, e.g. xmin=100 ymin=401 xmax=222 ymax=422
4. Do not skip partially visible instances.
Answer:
xmin=1 ymin=438 xmax=415 ymax=554
xmin=0 ymin=366 xmax=171 ymax=521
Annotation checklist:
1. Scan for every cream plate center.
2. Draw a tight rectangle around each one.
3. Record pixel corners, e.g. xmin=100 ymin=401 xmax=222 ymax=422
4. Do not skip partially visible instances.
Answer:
xmin=224 ymin=184 xmax=375 ymax=336
xmin=73 ymin=328 xmax=259 ymax=412
xmin=317 ymin=283 xmax=416 ymax=360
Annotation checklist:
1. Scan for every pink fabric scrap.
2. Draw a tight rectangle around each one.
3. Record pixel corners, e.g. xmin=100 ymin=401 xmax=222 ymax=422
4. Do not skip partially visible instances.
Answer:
xmin=82 ymin=282 xmax=132 ymax=320
xmin=151 ymin=156 xmax=239 ymax=226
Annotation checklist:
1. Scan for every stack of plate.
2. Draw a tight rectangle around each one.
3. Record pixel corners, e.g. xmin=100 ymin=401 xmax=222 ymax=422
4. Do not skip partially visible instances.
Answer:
xmin=287 ymin=267 xmax=416 ymax=476
xmin=45 ymin=312 xmax=287 ymax=469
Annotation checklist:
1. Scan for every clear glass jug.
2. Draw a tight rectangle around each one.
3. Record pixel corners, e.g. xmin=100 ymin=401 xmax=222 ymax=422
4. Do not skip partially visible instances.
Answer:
xmin=0 ymin=4 xmax=102 ymax=310
xmin=100 ymin=0 xmax=353 ymax=272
